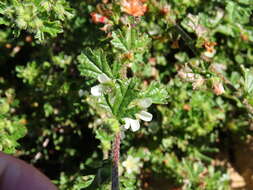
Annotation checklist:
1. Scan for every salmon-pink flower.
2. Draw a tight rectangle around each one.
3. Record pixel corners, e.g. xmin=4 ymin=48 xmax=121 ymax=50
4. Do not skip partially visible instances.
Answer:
xmin=213 ymin=82 xmax=225 ymax=95
xmin=121 ymin=0 xmax=147 ymax=17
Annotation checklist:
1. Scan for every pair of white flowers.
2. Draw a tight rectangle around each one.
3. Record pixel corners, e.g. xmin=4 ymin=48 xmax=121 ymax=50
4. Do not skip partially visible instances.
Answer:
xmin=123 ymin=98 xmax=152 ymax=132
xmin=91 ymin=74 xmax=153 ymax=132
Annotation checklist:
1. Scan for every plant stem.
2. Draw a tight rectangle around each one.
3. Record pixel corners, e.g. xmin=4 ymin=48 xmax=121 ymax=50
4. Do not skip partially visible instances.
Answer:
xmin=111 ymin=132 xmax=121 ymax=190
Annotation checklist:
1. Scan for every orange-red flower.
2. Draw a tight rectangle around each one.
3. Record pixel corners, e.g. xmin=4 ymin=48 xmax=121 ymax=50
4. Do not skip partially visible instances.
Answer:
xmin=90 ymin=12 xmax=108 ymax=24
xmin=121 ymin=0 xmax=147 ymax=17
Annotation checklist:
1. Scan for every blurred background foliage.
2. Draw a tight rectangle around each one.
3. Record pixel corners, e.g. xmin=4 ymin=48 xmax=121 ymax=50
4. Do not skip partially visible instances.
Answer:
xmin=1 ymin=0 xmax=253 ymax=189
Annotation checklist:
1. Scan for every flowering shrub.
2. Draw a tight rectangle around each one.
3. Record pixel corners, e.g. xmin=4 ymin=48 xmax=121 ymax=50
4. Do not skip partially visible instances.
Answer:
xmin=1 ymin=0 xmax=253 ymax=189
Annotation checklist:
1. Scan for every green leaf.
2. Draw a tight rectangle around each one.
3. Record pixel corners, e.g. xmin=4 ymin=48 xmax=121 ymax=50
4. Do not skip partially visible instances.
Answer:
xmin=111 ymin=28 xmax=150 ymax=53
xmin=112 ymin=60 xmax=121 ymax=79
xmin=0 ymin=2 xmax=7 ymax=14
xmin=75 ymin=175 xmax=95 ymax=189
xmin=215 ymin=24 xmax=238 ymax=37
xmin=0 ymin=17 xmax=9 ymax=25
xmin=141 ymin=81 xmax=168 ymax=104
xmin=111 ymin=30 xmax=128 ymax=52
xmin=112 ymin=79 xmax=138 ymax=118
xmin=77 ymin=48 xmax=113 ymax=79
xmin=242 ymin=67 xmax=253 ymax=94
xmin=0 ymin=100 xmax=10 ymax=115
xmin=42 ymin=21 xmax=63 ymax=38
xmin=236 ymin=0 xmax=253 ymax=5
xmin=226 ymin=1 xmax=252 ymax=24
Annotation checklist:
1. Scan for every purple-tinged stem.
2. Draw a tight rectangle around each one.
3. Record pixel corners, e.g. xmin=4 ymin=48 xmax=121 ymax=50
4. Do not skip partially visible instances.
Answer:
xmin=111 ymin=132 xmax=121 ymax=190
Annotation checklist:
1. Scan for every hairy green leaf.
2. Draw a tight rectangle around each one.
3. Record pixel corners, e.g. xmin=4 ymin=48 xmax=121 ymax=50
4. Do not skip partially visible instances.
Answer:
xmin=141 ymin=81 xmax=168 ymax=104
xmin=111 ymin=28 xmax=150 ymax=53
xmin=77 ymin=48 xmax=113 ymax=79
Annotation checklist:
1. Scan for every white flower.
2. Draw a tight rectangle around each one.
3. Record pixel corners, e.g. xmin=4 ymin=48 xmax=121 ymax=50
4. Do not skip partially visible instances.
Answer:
xmin=91 ymin=85 xmax=103 ymax=96
xmin=123 ymin=111 xmax=153 ymax=132
xmin=122 ymin=155 xmax=142 ymax=174
xmin=123 ymin=98 xmax=153 ymax=132
xmin=91 ymin=74 xmax=111 ymax=96
xmin=123 ymin=118 xmax=140 ymax=132
xmin=136 ymin=110 xmax=153 ymax=122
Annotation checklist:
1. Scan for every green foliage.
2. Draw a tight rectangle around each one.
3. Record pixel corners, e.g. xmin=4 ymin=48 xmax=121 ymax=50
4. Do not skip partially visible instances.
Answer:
xmin=0 ymin=0 xmax=73 ymax=40
xmin=167 ymin=156 xmax=230 ymax=190
xmin=16 ymin=61 xmax=39 ymax=84
xmin=77 ymin=48 xmax=168 ymax=122
xmin=0 ymin=89 xmax=26 ymax=153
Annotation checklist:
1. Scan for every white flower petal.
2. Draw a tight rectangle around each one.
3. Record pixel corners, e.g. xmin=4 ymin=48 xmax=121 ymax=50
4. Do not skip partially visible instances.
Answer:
xmin=136 ymin=111 xmax=153 ymax=122
xmin=98 ymin=74 xmax=111 ymax=83
xmin=91 ymin=85 xmax=103 ymax=96
xmin=130 ymin=119 xmax=140 ymax=132
xmin=138 ymin=98 xmax=152 ymax=108
xmin=123 ymin=118 xmax=131 ymax=130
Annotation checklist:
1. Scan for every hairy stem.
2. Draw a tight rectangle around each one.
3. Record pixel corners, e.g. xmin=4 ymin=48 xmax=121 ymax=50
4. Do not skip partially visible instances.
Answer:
xmin=111 ymin=132 xmax=121 ymax=190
